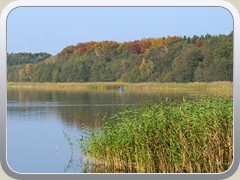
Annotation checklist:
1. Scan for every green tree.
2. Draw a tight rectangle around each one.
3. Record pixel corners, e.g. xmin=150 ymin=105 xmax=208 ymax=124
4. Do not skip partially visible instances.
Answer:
xmin=18 ymin=69 xmax=26 ymax=82
xmin=7 ymin=33 xmax=233 ymax=83
xmin=172 ymin=48 xmax=203 ymax=82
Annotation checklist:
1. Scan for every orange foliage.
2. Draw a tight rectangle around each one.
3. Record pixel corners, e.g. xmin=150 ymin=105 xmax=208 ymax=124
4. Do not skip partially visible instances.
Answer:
xmin=60 ymin=36 xmax=182 ymax=56
xmin=96 ymin=41 xmax=119 ymax=54
xmin=138 ymin=38 xmax=152 ymax=53
xmin=86 ymin=41 xmax=98 ymax=52
xmin=76 ymin=43 xmax=87 ymax=53
xmin=60 ymin=45 xmax=76 ymax=56
xmin=164 ymin=36 xmax=181 ymax=44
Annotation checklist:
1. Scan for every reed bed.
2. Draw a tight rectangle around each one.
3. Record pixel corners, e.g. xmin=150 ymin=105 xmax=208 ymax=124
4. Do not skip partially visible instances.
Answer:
xmin=7 ymin=82 xmax=232 ymax=96
xmin=80 ymin=97 xmax=233 ymax=173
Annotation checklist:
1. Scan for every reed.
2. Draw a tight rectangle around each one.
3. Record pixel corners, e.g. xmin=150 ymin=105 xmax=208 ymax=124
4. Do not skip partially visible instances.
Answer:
xmin=80 ymin=97 xmax=233 ymax=173
xmin=7 ymin=81 xmax=232 ymax=96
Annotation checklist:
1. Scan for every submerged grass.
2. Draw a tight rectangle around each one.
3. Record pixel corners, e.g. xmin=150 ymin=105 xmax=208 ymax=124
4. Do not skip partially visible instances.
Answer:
xmin=80 ymin=97 xmax=233 ymax=173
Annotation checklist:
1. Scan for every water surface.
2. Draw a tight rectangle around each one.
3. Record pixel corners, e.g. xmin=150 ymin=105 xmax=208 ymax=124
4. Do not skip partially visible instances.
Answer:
xmin=7 ymin=88 xmax=190 ymax=173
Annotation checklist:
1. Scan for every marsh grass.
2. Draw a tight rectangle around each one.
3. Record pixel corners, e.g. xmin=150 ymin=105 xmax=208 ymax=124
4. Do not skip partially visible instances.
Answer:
xmin=7 ymin=81 xmax=232 ymax=96
xmin=80 ymin=97 xmax=233 ymax=173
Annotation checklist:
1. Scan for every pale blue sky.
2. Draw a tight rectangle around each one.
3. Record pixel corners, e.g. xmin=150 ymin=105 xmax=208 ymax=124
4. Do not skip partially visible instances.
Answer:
xmin=7 ymin=7 xmax=233 ymax=55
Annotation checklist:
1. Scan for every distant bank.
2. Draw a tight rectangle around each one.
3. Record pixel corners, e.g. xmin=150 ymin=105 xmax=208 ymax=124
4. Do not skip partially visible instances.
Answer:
xmin=7 ymin=82 xmax=232 ymax=97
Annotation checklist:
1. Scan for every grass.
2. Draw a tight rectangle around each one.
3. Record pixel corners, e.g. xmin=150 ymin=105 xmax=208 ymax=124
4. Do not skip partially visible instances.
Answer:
xmin=7 ymin=81 xmax=232 ymax=96
xmin=80 ymin=97 xmax=233 ymax=173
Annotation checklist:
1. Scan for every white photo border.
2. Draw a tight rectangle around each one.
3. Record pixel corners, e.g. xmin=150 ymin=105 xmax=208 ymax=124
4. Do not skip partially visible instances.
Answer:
xmin=1 ymin=0 xmax=240 ymax=179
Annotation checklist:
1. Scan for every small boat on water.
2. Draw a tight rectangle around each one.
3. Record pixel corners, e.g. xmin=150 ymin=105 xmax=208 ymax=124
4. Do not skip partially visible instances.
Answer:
xmin=118 ymin=87 xmax=125 ymax=93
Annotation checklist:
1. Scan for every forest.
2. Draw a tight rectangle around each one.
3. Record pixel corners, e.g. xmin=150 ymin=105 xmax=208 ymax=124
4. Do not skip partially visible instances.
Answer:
xmin=7 ymin=32 xmax=233 ymax=83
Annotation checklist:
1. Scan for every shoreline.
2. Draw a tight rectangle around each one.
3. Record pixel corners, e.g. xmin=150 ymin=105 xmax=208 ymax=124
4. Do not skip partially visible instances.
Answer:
xmin=7 ymin=81 xmax=233 ymax=96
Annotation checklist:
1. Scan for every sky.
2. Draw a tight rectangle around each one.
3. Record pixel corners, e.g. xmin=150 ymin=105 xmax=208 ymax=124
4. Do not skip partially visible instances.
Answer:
xmin=7 ymin=7 xmax=233 ymax=55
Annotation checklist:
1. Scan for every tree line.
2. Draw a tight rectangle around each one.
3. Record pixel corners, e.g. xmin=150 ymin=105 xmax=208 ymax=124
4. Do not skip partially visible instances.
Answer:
xmin=7 ymin=32 xmax=233 ymax=83
xmin=7 ymin=52 xmax=51 ymax=66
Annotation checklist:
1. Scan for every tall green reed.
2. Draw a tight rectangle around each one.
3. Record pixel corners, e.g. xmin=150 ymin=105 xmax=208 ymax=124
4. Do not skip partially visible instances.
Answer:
xmin=80 ymin=97 xmax=233 ymax=173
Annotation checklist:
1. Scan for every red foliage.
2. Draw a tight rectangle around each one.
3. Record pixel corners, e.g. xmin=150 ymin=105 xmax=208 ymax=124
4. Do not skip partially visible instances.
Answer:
xmin=127 ymin=41 xmax=141 ymax=54
xmin=76 ymin=43 xmax=87 ymax=53
xmin=127 ymin=39 xmax=152 ymax=54
xmin=139 ymin=38 xmax=152 ymax=53
xmin=195 ymin=39 xmax=203 ymax=47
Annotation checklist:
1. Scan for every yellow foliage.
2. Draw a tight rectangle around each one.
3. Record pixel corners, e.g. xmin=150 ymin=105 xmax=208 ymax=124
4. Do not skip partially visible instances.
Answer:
xmin=151 ymin=38 xmax=164 ymax=49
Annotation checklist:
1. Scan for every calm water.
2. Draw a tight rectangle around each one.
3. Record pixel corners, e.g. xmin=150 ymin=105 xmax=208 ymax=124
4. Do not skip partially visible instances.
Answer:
xmin=7 ymin=88 xmax=190 ymax=173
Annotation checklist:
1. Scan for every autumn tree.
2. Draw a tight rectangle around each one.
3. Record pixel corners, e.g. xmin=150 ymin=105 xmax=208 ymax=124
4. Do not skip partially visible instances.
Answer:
xmin=195 ymin=39 xmax=203 ymax=47
xmin=151 ymin=38 xmax=164 ymax=49
xmin=76 ymin=43 xmax=87 ymax=53
xmin=25 ymin=64 xmax=33 ymax=81
xmin=60 ymin=45 xmax=76 ymax=56
xmin=127 ymin=41 xmax=141 ymax=54
xmin=7 ymin=33 xmax=233 ymax=83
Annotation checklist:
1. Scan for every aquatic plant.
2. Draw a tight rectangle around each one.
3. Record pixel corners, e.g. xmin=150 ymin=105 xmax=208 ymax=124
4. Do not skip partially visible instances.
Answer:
xmin=7 ymin=81 xmax=232 ymax=97
xmin=81 ymin=97 xmax=233 ymax=173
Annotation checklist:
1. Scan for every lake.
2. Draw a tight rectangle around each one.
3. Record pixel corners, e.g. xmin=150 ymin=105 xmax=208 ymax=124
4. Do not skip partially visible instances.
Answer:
xmin=7 ymin=87 xmax=198 ymax=173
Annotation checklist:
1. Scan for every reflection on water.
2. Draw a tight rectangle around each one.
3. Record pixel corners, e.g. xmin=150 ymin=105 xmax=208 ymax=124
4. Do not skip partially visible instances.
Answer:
xmin=7 ymin=88 xmax=191 ymax=173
